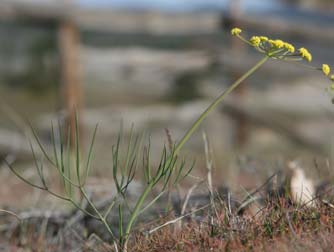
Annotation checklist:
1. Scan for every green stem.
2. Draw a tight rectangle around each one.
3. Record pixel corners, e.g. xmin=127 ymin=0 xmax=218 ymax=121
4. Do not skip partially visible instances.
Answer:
xmin=80 ymin=188 xmax=116 ymax=240
xmin=123 ymin=184 xmax=153 ymax=250
xmin=175 ymin=55 xmax=269 ymax=155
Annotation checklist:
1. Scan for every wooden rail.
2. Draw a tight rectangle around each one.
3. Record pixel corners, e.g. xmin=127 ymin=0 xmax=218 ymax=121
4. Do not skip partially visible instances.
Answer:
xmin=1 ymin=2 xmax=333 ymax=40
xmin=222 ymin=13 xmax=334 ymax=43
xmin=0 ymin=1 xmax=83 ymax=148
xmin=0 ymin=1 xmax=333 ymax=152
xmin=0 ymin=1 xmax=71 ymax=22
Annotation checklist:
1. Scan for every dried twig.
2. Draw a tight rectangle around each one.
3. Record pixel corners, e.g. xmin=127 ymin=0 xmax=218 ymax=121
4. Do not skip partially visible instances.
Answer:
xmin=0 ymin=209 xmax=20 ymax=221
xmin=147 ymin=203 xmax=210 ymax=235
xmin=202 ymin=131 xmax=219 ymax=229
xmin=202 ymin=132 xmax=214 ymax=197
xmin=181 ymin=181 xmax=205 ymax=215
xmin=285 ymin=211 xmax=297 ymax=237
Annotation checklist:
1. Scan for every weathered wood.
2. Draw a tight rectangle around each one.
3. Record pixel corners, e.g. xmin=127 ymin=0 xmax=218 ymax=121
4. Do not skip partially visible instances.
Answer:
xmin=222 ymin=99 xmax=326 ymax=154
xmin=222 ymin=13 xmax=334 ymax=43
xmin=228 ymin=0 xmax=249 ymax=147
xmin=1 ymin=2 xmax=333 ymax=41
xmin=0 ymin=1 xmax=71 ymax=23
xmin=58 ymin=20 xmax=83 ymax=147
xmin=0 ymin=1 xmax=83 ymax=148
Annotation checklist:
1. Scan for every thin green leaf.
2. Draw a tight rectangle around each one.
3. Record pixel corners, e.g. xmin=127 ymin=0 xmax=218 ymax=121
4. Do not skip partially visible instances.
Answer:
xmin=30 ymin=121 xmax=55 ymax=166
xmin=138 ymin=191 xmax=165 ymax=215
xmin=57 ymin=120 xmax=69 ymax=194
xmin=66 ymin=125 xmax=73 ymax=198
xmin=113 ymin=132 xmax=122 ymax=193
xmin=118 ymin=204 xmax=124 ymax=242
xmin=180 ymin=159 xmax=195 ymax=182
xmin=123 ymin=124 xmax=134 ymax=179
xmin=28 ymin=139 xmax=47 ymax=188
xmin=75 ymin=112 xmax=81 ymax=185
xmin=50 ymin=122 xmax=60 ymax=171
xmin=103 ymin=197 xmax=117 ymax=219
xmin=4 ymin=159 xmax=45 ymax=190
xmin=83 ymin=124 xmax=98 ymax=185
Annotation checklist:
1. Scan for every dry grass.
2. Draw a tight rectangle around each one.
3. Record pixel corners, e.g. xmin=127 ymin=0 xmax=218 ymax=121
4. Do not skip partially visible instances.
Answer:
xmin=130 ymin=199 xmax=334 ymax=252
xmin=2 ymin=193 xmax=334 ymax=252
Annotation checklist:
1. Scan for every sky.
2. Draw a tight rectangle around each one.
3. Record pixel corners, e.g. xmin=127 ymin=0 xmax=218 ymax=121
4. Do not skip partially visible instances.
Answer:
xmin=78 ymin=0 xmax=282 ymax=12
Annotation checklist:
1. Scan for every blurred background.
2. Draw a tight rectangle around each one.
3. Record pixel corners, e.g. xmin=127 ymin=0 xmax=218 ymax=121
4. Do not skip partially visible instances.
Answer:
xmin=0 ymin=0 xmax=334 ymax=208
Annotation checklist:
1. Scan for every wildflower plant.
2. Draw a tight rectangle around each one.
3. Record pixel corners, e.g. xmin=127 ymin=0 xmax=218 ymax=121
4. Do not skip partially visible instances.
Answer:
xmin=5 ymin=27 xmax=333 ymax=251
xmin=230 ymin=28 xmax=333 ymax=88
xmin=231 ymin=28 xmax=311 ymax=61
xmin=176 ymin=28 xmax=332 ymax=155
xmin=5 ymin=118 xmax=193 ymax=252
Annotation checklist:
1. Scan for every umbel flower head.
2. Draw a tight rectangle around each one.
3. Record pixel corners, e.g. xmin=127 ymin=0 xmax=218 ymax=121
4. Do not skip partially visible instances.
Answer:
xmin=322 ymin=64 xmax=330 ymax=76
xmin=231 ymin=27 xmax=242 ymax=36
xmin=231 ymin=26 xmax=309 ymax=61
xmin=299 ymin=48 xmax=312 ymax=62
xmin=321 ymin=63 xmax=333 ymax=85
xmin=231 ymin=27 xmax=334 ymax=91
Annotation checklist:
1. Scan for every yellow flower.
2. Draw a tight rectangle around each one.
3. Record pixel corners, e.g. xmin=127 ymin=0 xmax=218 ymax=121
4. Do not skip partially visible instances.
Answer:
xmin=250 ymin=36 xmax=261 ymax=47
xmin=322 ymin=64 xmax=331 ymax=76
xmin=298 ymin=47 xmax=312 ymax=62
xmin=284 ymin=43 xmax=295 ymax=53
xmin=231 ymin=27 xmax=242 ymax=36
xmin=260 ymin=36 xmax=268 ymax=42
xmin=273 ymin=39 xmax=285 ymax=48
xmin=331 ymin=75 xmax=334 ymax=81
xmin=268 ymin=39 xmax=286 ymax=49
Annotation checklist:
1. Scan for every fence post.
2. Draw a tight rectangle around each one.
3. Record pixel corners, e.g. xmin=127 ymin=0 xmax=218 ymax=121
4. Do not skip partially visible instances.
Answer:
xmin=229 ymin=0 xmax=248 ymax=147
xmin=58 ymin=19 xmax=83 ymax=148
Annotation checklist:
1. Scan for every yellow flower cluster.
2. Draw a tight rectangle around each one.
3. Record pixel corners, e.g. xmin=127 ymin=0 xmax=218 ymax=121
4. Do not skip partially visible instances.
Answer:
xmin=284 ymin=43 xmax=295 ymax=53
xmin=237 ymin=29 xmax=297 ymax=58
xmin=230 ymin=27 xmax=333 ymax=90
xmin=268 ymin=39 xmax=295 ymax=52
xmin=230 ymin=27 xmax=314 ymax=62
xmin=322 ymin=64 xmax=330 ymax=76
xmin=231 ymin=28 xmax=242 ymax=36
xmin=322 ymin=64 xmax=334 ymax=85
xmin=298 ymin=47 xmax=312 ymax=62
xmin=269 ymin=39 xmax=285 ymax=48
xmin=250 ymin=36 xmax=261 ymax=47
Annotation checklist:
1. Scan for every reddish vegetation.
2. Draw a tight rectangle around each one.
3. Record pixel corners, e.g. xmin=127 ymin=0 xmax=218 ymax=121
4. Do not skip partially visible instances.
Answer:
xmin=130 ymin=203 xmax=334 ymax=252
xmin=2 ymin=196 xmax=334 ymax=252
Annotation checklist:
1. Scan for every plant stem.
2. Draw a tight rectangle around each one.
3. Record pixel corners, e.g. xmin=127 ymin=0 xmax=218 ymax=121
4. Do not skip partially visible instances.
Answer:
xmin=174 ymin=55 xmax=269 ymax=155
xmin=80 ymin=188 xmax=116 ymax=240
xmin=123 ymin=184 xmax=153 ymax=251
